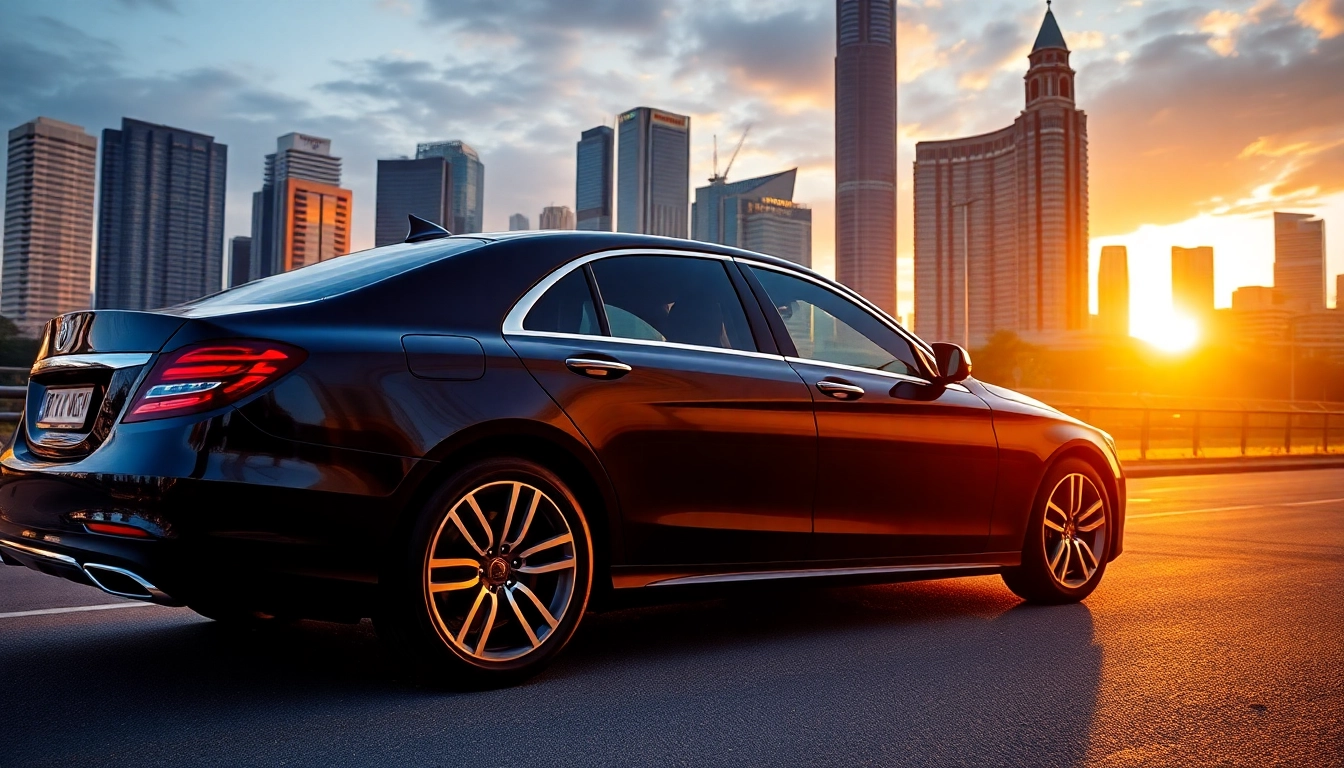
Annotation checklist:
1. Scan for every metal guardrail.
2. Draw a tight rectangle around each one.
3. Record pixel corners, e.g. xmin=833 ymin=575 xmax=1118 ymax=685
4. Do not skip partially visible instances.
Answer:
xmin=0 ymin=366 xmax=26 ymax=424
xmin=1051 ymin=404 xmax=1344 ymax=460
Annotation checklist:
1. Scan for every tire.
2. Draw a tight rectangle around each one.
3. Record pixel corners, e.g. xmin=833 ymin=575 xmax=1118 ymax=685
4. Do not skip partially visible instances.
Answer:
xmin=1002 ymin=457 xmax=1111 ymax=604
xmin=375 ymin=457 xmax=594 ymax=688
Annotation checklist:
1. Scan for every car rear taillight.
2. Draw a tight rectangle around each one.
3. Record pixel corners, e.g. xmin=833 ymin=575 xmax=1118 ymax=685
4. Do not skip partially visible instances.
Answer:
xmin=123 ymin=340 xmax=306 ymax=423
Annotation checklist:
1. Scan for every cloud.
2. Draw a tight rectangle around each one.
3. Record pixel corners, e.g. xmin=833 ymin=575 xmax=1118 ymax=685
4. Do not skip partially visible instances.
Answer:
xmin=1085 ymin=8 xmax=1344 ymax=235
xmin=1296 ymin=0 xmax=1344 ymax=38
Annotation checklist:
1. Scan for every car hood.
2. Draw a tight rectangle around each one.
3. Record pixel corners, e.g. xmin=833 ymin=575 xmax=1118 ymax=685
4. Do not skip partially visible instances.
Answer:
xmin=979 ymin=382 xmax=1066 ymax=416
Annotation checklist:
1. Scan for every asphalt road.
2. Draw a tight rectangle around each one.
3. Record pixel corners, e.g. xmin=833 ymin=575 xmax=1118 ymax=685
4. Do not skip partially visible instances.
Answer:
xmin=2 ymin=470 xmax=1342 ymax=768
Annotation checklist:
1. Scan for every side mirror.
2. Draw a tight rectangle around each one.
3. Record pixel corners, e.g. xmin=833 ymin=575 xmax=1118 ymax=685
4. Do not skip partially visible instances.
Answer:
xmin=931 ymin=342 xmax=972 ymax=384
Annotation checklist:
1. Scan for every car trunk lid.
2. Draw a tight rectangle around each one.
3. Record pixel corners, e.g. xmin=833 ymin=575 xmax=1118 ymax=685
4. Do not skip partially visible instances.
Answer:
xmin=23 ymin=310 xmax=188 ymax=459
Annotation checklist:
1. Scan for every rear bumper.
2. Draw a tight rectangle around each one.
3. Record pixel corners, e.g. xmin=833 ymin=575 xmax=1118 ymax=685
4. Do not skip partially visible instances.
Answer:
xmin=0 ymin=408 xmax=428 ymax=615
xmin=0 ymin=534 xmax=178 ymax=604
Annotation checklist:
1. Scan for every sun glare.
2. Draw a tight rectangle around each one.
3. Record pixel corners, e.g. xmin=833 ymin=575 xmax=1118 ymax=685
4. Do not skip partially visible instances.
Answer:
xmin=1138 ymin=311 xmax=1201 ymax=353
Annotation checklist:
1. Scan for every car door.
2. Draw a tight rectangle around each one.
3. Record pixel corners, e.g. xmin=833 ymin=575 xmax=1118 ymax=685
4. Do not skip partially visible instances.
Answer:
xmin=742 ymin=263 xmax=999 ymax=560
xmin=504 ymin=250 xmax=817 ymax=567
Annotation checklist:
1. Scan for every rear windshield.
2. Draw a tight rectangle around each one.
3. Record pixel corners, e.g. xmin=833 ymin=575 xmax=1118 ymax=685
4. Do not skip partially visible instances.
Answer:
xmin=183 ymin=238 xmax=488 ymax=308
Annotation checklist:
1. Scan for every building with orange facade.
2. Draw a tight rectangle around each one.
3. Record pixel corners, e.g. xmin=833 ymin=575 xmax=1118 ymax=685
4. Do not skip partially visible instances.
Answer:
xmin=280 ymin=178 xmax=350 ymax=271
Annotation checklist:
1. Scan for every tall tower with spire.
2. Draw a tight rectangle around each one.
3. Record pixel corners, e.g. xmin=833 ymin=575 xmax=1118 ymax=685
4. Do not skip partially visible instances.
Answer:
xmin=912 ymin=3 xmax=1089 ymax=345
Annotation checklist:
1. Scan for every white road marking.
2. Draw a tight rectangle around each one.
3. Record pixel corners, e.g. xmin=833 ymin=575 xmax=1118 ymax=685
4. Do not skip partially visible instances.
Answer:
xmin=0 ymin=602 xmax=161 ymax=620
xmin=1128 ymin=497 xmax=1344 ymax=520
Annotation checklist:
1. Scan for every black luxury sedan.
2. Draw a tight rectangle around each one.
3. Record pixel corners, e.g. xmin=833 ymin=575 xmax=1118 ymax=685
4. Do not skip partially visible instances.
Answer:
xmin=0 ymin=221 xmax=1124 ymax=685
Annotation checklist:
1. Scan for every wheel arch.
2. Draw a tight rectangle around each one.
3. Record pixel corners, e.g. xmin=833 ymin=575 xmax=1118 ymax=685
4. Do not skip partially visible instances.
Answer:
xmin=1042 ymin=440 xmax=1123 ymax=561
xmin=392 ymin=418 xmax=623 ymax=595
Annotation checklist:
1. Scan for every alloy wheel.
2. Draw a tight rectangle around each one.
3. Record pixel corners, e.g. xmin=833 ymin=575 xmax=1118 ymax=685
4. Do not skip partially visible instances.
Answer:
xmin=1041 ymin=472 xmax=1107 ymax=589
xmin=423 ymin=480 xmax=578 ymax=662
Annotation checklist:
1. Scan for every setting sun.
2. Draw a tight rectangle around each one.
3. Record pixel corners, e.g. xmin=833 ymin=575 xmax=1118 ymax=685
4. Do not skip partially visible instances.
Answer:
xmin=1137 ymin=310 xmax=1201 ymax=354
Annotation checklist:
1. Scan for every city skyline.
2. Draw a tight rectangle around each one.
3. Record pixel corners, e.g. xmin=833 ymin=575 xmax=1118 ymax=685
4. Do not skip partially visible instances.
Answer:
xmin=0 ymin=1 xmax=1342 ymax=340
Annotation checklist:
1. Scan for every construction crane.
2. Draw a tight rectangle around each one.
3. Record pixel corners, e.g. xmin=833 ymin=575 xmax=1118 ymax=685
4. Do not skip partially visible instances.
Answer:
xmin=708 ymin=124 xmax=752 ymax=186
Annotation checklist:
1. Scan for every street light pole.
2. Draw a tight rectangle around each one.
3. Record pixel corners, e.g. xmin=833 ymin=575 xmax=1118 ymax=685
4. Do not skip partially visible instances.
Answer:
xmin=952 ymin=199 xmax=979 ymax=351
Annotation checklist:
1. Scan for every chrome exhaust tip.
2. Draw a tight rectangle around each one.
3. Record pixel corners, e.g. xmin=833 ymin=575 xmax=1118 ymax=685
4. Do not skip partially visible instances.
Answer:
xmin=82 ymin=563 xmax=180 ymax=606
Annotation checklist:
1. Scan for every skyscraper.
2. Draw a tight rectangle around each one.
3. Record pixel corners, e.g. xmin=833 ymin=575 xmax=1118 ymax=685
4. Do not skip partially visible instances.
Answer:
xmin=835 ymin=0 xmax=896 ymax=315
xmin=280 ymin=178 xmax=350 ymax=271
xmin=616 ymin=107 xmax=690 ymax=238
xmin=739 ymin=199 xmax=813 ymax=269
xmin=539 ymin=206 xmax=576 ymax=230
xmin=2 ymin=117 xmax=96 ymax=336
xmin=375 ymin=156 xmax=452 ymax=246
xmin=576 ymin=125 xmax=614 ymax=231
xmin=1097 ymin=245 xmax=1129 ymax=336
xmin=416 ymin=141 xmax=484 ymax=234
xmin=228 ymin=236 xmax=251 ymax=288
xmin=1274 ymin=212 xmax=1326 ymax=312
xmin=250 ymin=133 xmax=348 ymax=278
xmin=509 ymin=213 xmax=530 ymax=231
xmin=96 ymin=118 xmax=226 ymax=310
xmin=913 ymin=5 xmax=1089 ymax=345
xmin=1171 ymin=246 xmax=1215 ymax=318
xmin=692 ymin=169 xmax=811 ymax=267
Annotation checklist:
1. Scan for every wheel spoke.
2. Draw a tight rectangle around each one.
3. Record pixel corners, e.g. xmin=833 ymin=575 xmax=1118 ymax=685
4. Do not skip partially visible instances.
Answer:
xmin=1071 ymin=474 xmax=1082 ymax=517
xmin=430 ymin=574 xmax=480 ymax=593
xmin=1044 ymin=502 xmax=1068 ymax=532
xmin=448 ymin=511 xmax=487 ymax=557
xmin=473 ymin=590 xmax=499 ymax=657
xmin=516 ymin=558 xmax=575 ymax=575
xmin=500 ymin=482 xmax=522 ymax=550
xmin=1073 ymin=539 xmax=1092 ymax=580
xmin=518 ymin=532 xmax=573 ymax=560
xmin=1076 ymin=500 xmax=1105 ymax=531
xmin=1054 ymin=539 xmax=1072 ymax=582
xmin=463 ymin=493 xmax=495 ymax=551
xmin=512 ymin=582 xmax=560 ymax=629
xmin=456 ymin=586 xmax=488 ymax=646
xmin=1047 ymin=538 xmax=1067 ymax=572
xmin=429 ymin=558 xmax=479 ymax=570
xmin=507 ymin=491 xmax=542 ymax=550
xmin=505 ymin=587 xmax=540 ymax=649
xmin=1077 ymin=538 xmax=1100 ymax=571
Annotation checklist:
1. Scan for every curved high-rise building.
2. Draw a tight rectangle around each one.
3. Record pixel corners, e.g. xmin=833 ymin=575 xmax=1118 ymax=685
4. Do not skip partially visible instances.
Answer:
xmin=913 ymin=5 xmax=1089 ymax=345
xmin=835 ymin=0 xmax=896 ymax=315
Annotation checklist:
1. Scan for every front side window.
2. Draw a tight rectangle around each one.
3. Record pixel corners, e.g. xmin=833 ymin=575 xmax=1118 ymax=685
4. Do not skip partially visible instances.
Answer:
xmin=523 ymin=269 xmax=599 ymax=335
xmin=590 ymin=256 xmax=755 ymax=351
xmin=749 ymin=266 xmax=923 ymax=377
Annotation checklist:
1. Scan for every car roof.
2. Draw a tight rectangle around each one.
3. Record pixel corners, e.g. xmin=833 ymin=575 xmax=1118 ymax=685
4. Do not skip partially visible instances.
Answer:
xmin=445 ymin=229 xmax=833 ymax=284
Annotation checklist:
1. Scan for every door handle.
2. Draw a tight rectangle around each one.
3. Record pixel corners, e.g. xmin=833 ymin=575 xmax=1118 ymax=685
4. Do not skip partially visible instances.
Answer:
xmin=565 ymin=357 xmax=633 ymax=379
xmin=816 ymin=379 xmax=865 ymax=400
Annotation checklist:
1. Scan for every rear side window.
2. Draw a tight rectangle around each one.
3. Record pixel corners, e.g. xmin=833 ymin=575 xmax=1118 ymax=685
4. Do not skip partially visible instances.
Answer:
xmin=590 ymin=256 xmax=755 ymax=351
xmin=523 ymin=270 xmax=600 ymax=335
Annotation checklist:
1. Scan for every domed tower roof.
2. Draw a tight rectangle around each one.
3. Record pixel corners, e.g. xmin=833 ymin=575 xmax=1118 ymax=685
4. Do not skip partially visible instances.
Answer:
xmin=1032 ymin=3 xmax=1069 ymax=52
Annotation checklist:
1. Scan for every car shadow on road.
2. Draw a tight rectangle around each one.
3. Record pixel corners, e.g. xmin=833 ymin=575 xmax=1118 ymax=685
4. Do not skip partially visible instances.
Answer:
xmin=0 ymin=576 xmax=1102 ymax=767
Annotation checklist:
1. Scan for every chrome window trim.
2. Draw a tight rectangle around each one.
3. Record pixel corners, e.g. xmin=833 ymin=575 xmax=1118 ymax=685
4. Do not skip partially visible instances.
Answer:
xmin=732 ymin=257 xmax=937 ymax=359
xmin=785 ymin=356 xmax=931 ymax=386
xmin=506 ymin=329 xmax=785 ymax=362
xmin=503 ymin=247 xmax=774 ymax=360
xmin=31 ymin=352 xmax=153 ymax=375
xmin=502 ymin=247 xmax=732 ymax=335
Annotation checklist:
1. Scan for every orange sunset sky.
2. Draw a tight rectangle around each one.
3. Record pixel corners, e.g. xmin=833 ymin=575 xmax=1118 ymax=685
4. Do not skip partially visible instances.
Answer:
xmin=1 ymin=0 xmax=1341 ymax=344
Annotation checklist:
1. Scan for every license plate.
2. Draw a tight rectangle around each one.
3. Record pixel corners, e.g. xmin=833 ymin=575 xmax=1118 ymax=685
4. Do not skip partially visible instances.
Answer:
xmin=37 ymin=386 xmax=95 ymax=430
